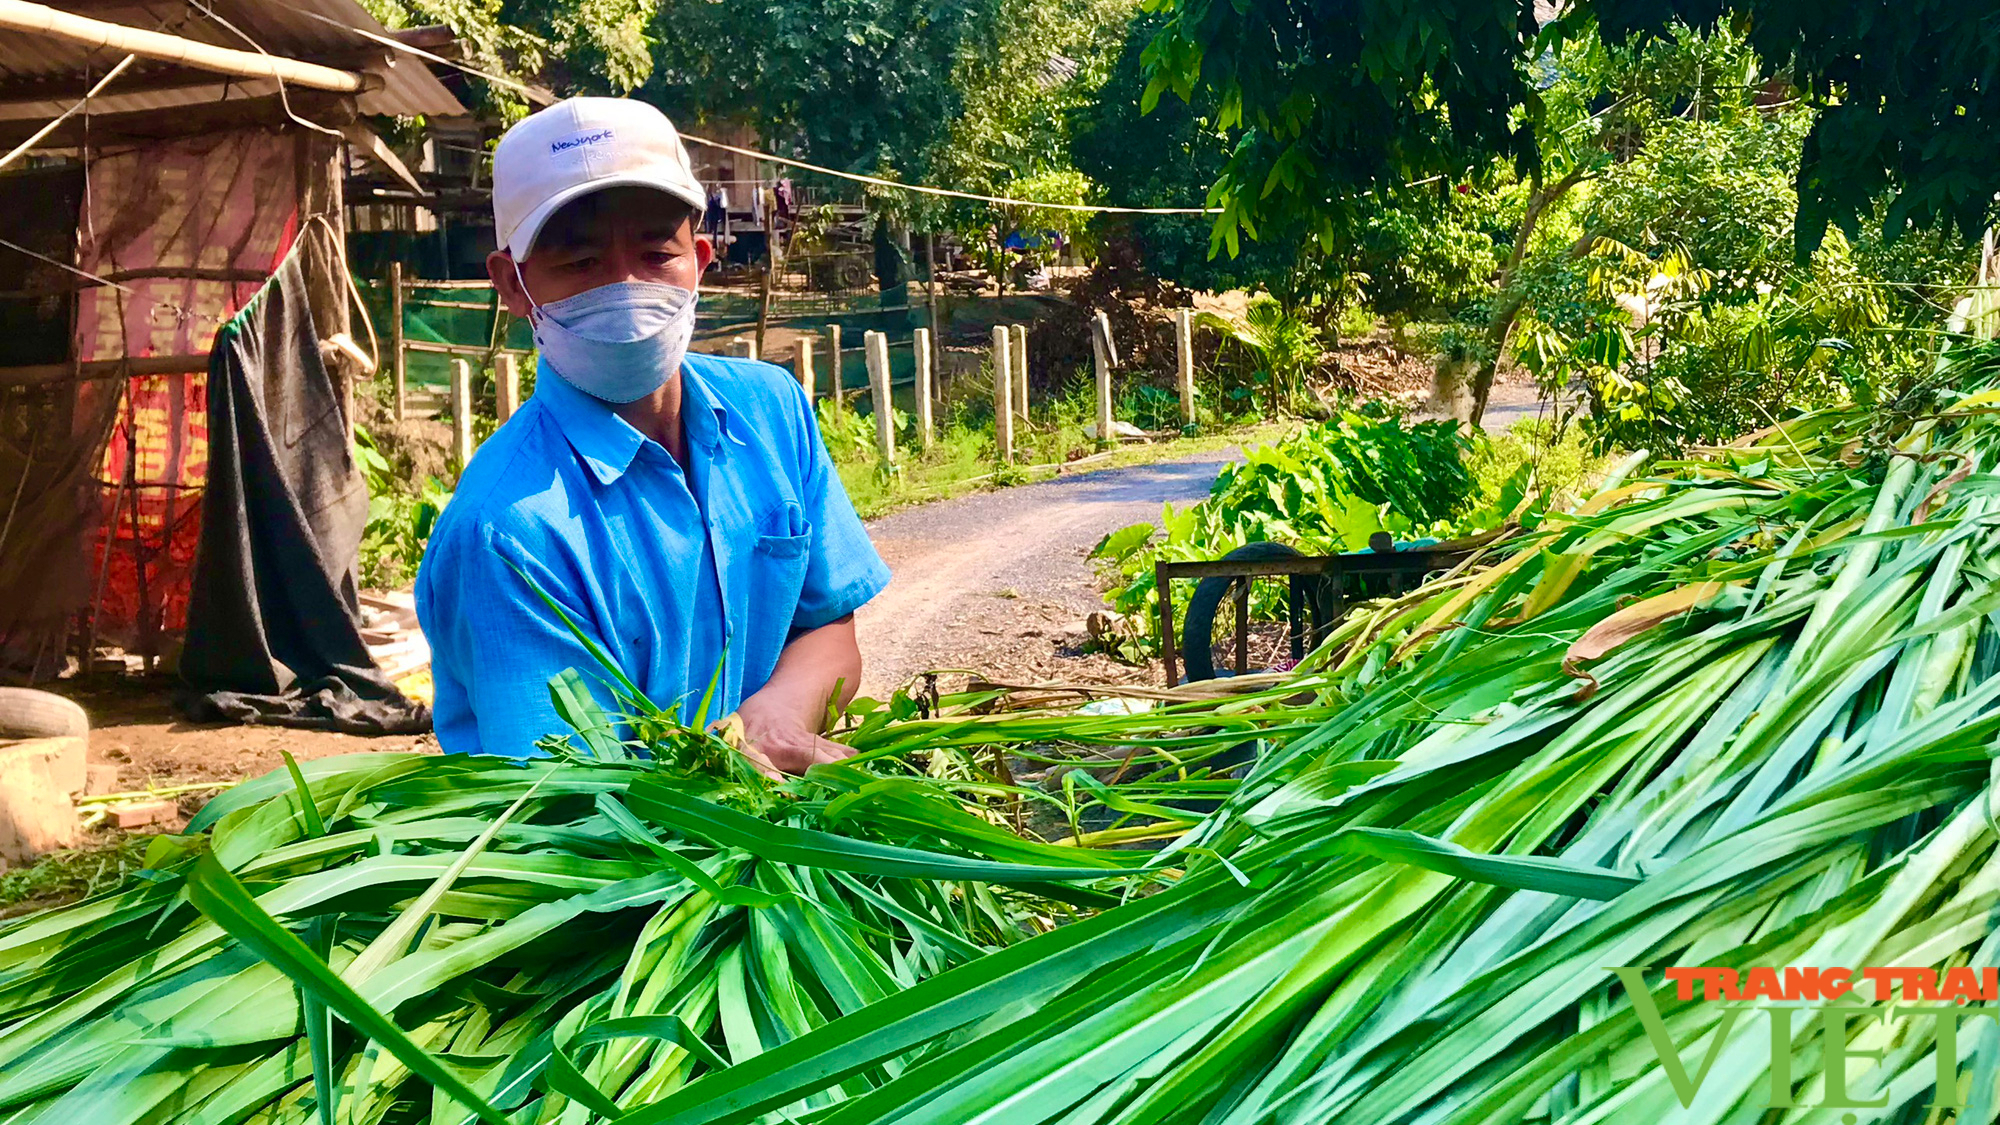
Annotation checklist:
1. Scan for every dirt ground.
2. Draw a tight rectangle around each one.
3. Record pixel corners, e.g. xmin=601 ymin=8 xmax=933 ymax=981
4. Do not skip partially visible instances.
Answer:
xmin=46 ymin=679 xmax=436 ymax=825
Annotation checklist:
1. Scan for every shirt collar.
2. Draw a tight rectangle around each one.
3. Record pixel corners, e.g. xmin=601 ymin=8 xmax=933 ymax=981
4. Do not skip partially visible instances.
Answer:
xmin=535 ymin=358 xmax=743 ymax=486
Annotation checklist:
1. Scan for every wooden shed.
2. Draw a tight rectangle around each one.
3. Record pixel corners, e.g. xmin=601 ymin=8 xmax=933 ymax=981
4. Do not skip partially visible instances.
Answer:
xmin=0 ymin=0 xmax=465 ymax=678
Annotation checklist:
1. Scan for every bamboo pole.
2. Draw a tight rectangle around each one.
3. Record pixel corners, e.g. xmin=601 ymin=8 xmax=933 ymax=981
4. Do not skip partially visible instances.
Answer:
xmin=913 ymin=327 xmax=934 ymax=449
xmin=992 ymin=325 xmax=1014 ymax=464
xmin=864 ymin=330 xmax=895 ymax=466
xmin=389 ymin=261 xmax=406 ymax=422
xmin=0 ymin=0 xmax=365 ymax=92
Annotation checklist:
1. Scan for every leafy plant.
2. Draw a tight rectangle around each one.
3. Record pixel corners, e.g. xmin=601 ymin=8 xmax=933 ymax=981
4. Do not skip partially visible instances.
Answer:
xmin=1093 ymin=406 xmax=1494 ymax=653
xmin=1198 ymin=298 xmax=1324 ymax=418
xmin=356 ymin=425 xmax=452 ymax=590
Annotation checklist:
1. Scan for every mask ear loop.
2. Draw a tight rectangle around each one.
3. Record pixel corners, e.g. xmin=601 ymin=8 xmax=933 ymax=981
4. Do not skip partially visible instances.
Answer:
xmin=510 ymin=257 xmax=544 ymax=324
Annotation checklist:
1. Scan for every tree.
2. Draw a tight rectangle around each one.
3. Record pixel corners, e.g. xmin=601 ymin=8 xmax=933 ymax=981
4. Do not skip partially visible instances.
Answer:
xmin=640 ymin=0 xmax=1000 ymax=180
xmin=1070 ymin=12 xmax=1307 ymax=297
xmin=908 ymin=0 xmax=1129 ymax=283
xmin=359 ymin=0 xmax=657 ymax=113
xmin=1143 ymin=0 xmax=2000 ymax=262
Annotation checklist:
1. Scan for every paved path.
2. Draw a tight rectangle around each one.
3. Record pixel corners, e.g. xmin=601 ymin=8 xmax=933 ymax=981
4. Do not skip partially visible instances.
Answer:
xmin=855 ymin=454 xmax=1231 ymax=696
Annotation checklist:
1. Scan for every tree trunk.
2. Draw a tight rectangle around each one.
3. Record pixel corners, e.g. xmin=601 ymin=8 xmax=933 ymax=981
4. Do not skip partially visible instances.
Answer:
xmin=1468 ymin=164 xmax=1594 ymax=429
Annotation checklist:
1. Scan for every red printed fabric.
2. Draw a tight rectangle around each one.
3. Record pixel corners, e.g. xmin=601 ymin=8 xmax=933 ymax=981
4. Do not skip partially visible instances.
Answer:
xmin=75 ymin=129 xmax=302 ymax=654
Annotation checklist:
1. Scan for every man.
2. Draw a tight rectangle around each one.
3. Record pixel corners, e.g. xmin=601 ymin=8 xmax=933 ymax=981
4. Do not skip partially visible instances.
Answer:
xmin=415 ymin=98 xmax=890 ymax=775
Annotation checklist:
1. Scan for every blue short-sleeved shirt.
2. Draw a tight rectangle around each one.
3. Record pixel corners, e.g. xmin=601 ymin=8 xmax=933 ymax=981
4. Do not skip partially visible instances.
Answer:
xmin=414 ymin=352 xmax=890 ymax=757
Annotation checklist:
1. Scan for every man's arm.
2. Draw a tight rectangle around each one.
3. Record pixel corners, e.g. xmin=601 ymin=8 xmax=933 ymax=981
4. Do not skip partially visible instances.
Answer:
xmin=730 ymin=614 xmax=861 ymax=775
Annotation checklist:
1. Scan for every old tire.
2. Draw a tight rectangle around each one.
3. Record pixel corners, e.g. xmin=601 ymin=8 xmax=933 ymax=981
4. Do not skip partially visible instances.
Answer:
xmin=0 ymin=688 xmax=89 ymax=740
xmin=1181 ymin=542 xmax=1339 ymax=684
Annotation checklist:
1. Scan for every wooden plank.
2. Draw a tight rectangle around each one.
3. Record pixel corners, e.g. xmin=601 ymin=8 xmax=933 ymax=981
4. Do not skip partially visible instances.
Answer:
xmin=795 ymin=336 xmax=815 ymax=406
xmin=494 ymin=352 xmax=520 ymax=423
xmin=0 ymin=353 xmax=207 ymax=387
xmin=1010 ymin=323 xmax=1028 ymax=425
xmin=448 ymin=358 xmax=474 ymax=469
xmin=827 ymin=325 xmax=843 ymax=406
xmin=1176 ymin=308 xmax=1196 ymax=427
xmin=403 ymin=339 xmax=531 ymax=357
xmin=865 ymin=330 xmax=894 ymax=466
xmin=1090 ymin=311 xmax=1113 ymax=448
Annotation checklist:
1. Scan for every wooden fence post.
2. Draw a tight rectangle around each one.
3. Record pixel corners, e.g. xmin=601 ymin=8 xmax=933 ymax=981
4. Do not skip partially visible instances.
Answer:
xmin=991 ymin=325 xmax=1013 ymax=464
xmin=1010 ymin=323 xmax=1028 ymax=425
xmin=1091 ymin=311 xmax=1115 ymax=448
xmin=495 ymin=352 xmax=520 ymax=423
xmin=389 ymin=261 xmax=406 ymax=422
xmin=828 ymin=325 xmax=843 ymax=408
xmin=449 ymin=358 xmax=474 ymax=468
xmin=1176 ymin=308 xmax=1196 ymax=428
xmin=795 ymin=337 xmax=815 ymax=407
xmin=912 ymin=327 xmax=934 ymax=449
xmin=864 ymin=330 xmax=895 ymax=466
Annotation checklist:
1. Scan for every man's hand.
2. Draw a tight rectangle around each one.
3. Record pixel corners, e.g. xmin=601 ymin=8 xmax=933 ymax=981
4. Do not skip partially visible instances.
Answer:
xmin=725 ymin=691 xmax=854 ymax=777
xmin=713 ymin=614 xmax=863 ymax=778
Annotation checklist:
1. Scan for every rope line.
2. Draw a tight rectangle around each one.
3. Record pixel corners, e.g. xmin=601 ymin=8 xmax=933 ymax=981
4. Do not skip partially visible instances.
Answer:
xmin=0 ymin=235 xmax=228 ymax=329
xmin=269 ymin=0 xmax=1215 ymax=214
xmin=676 ymin=133 xmax=1221 ymax=215
xmin=0 ymin=53 xmax=137 ymax=176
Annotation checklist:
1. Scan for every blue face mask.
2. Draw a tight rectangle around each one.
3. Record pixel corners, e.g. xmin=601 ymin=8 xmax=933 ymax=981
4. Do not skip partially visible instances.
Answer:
xmin=515 ymin=264 xmax=698 ymax=403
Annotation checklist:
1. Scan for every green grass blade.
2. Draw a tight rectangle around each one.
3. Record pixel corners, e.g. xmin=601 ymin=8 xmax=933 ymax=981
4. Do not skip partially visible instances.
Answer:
xmin=182 ymin=852 xmax=514 ymax=1125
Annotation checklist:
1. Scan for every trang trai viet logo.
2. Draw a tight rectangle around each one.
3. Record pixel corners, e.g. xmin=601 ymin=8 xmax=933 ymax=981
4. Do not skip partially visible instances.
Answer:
xmin=1609 ymin=965 xmax=2000 ymax=1119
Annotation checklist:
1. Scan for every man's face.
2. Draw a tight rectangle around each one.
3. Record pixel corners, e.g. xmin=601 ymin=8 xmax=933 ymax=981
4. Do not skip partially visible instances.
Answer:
xmin=488 ymin=185 xmax=712 ymax=314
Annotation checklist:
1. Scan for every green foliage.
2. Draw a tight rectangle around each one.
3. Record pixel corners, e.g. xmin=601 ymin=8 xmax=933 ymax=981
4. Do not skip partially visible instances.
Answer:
xmin=1070 ymin=12 xmax=1312 ymax=295
xmin=1094 ymin=407 xmax=1493 ymax=648
xmin=1352 ymin=193 xmax=1504 ymax=323
xmin=814 ymin=398 xmax=879 ymax=463
xmin=0 ymin=836 xmax=151 ymax=914
xmin=642 ymin=0 xmax=1000 ymax=181
xmin=1595 ymin=0 xmax=2000 ymax=253
xmin=359 ymin=0 xmax=655 ymax=109
xmin=1198 ymin=298 xmax=1324 ymax=418
xmin=1144 ymin=0 xmax=2000 ymax=261
xmin=356 ymin=426 xmax=452 ymax=590
xmin=904 ymin=0 xmax=1128 ymax=258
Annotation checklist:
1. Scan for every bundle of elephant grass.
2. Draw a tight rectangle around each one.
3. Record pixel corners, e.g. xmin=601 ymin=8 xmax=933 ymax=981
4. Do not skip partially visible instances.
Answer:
xmin=606 ymin=339 xmax=2000 ymax=1124
xmin=0 ymin=667 xmax=1314 ymax=1125
xmin=18 ymin=339 xmax=2000 ymax=1125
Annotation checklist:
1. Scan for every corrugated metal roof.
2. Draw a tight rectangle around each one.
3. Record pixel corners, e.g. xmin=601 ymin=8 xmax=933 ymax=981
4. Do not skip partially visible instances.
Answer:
xmin=0 ymin=0 xmax=465 ymax=121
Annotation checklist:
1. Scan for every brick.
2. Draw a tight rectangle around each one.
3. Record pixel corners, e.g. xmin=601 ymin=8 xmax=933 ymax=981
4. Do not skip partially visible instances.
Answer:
xmin=111 ymin=800 xmax=179 ymax=829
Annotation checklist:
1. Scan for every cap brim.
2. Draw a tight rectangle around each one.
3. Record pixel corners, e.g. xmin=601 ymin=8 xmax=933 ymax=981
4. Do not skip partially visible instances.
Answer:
xmin=507 ymin=173 xmax=707 ymax=259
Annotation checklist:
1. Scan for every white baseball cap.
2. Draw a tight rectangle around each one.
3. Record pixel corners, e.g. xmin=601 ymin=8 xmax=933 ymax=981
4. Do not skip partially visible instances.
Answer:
xmin=491 ymin=97 xmax=706 ymax=260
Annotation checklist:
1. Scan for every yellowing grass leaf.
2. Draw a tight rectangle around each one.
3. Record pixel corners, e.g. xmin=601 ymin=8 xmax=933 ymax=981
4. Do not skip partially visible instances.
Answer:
xmin=1562 ymin=581 xmax=1733 ymax=699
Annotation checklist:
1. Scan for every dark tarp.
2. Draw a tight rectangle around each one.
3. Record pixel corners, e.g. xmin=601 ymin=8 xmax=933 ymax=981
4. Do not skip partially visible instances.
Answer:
xmin=178 ymin=255 xmax=430 ymax=734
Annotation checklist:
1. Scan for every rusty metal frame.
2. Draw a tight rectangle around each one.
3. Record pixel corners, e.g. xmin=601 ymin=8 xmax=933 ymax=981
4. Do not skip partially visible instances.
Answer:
xmin=1156 ymin=546 xmax=1472 ymax=687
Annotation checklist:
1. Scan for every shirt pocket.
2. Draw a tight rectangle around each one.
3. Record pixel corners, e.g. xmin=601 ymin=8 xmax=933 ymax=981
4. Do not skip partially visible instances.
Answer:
xmin=745 ymin=503 xmax=813 ymax=679
xmin=754 ymin=501 xmax=812 ymax=559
